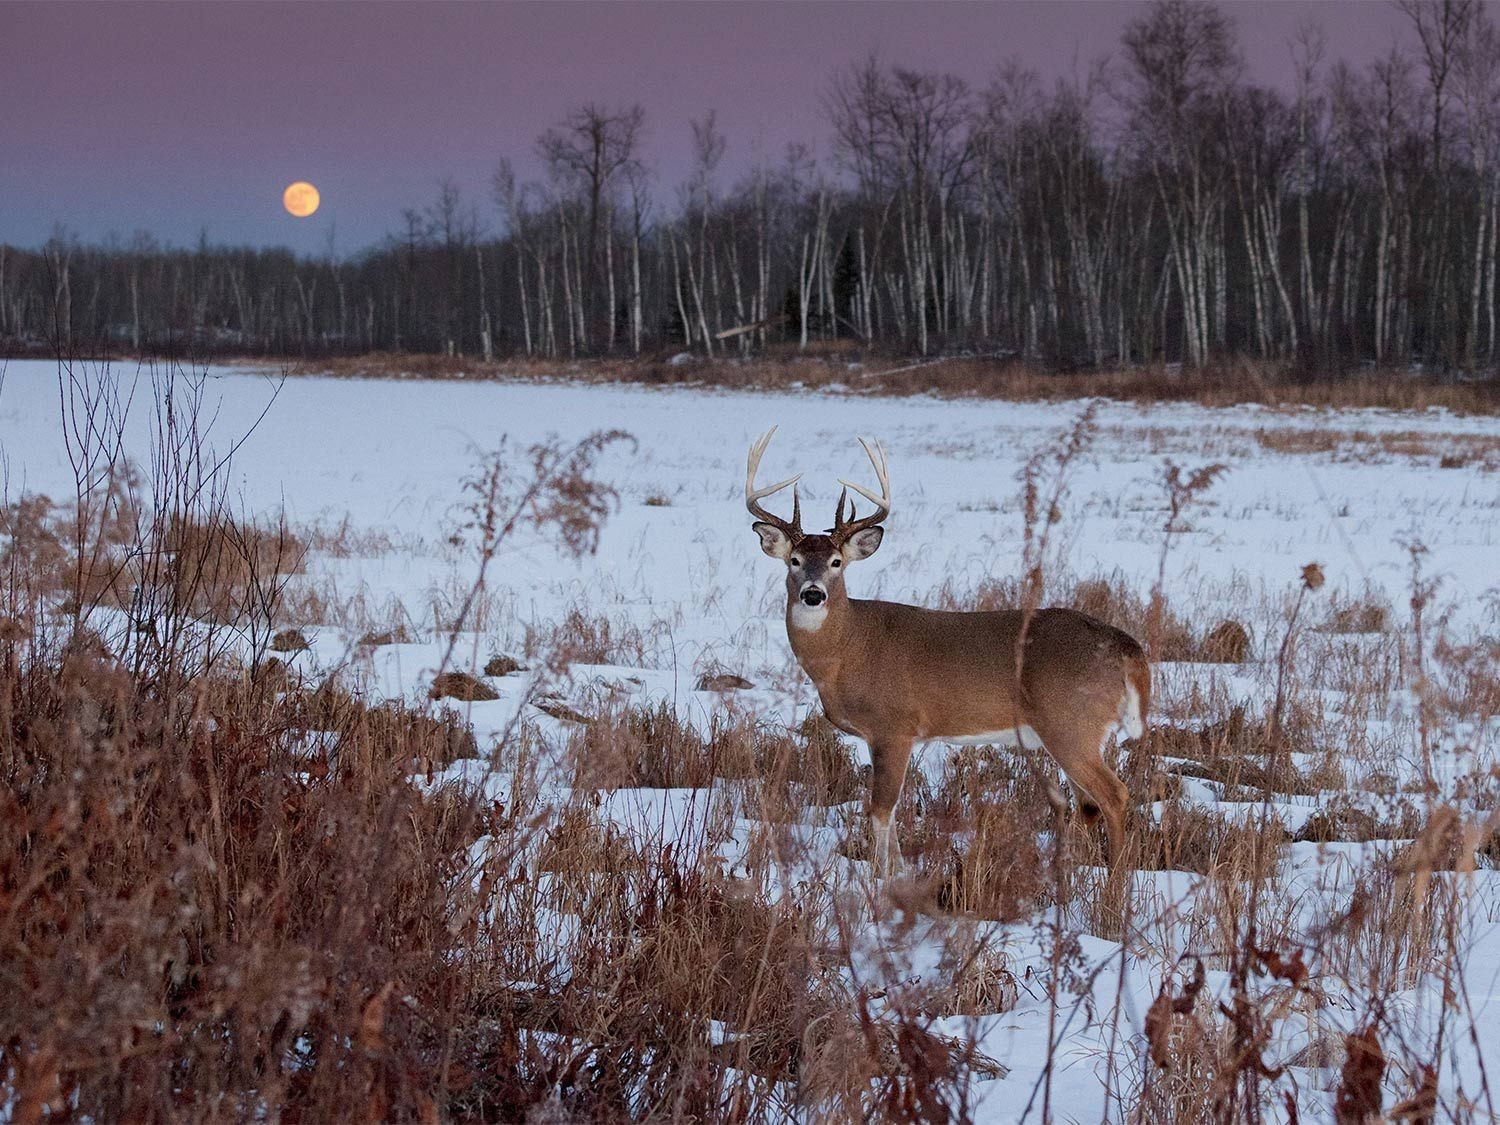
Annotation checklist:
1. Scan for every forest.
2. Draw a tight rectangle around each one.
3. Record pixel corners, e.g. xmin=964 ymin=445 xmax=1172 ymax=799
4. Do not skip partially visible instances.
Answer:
xmin=6 ymin=0 xmax=1500 ymax=374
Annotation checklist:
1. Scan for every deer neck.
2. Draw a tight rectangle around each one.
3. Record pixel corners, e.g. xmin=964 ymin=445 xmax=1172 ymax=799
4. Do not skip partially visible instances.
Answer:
xmin=785 ymin=586 xmax=852 ymax=676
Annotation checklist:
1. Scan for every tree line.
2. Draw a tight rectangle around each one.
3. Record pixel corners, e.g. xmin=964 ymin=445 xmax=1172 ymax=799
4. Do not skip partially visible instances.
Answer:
xmin=6 ymin=0 xmax=1500 ymax=373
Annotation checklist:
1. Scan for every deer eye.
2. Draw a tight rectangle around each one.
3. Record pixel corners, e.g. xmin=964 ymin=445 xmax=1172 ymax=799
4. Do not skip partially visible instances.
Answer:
xmin=830 ymin=558 xmax=841 ymax=568
xmin=790 ymin=557 xmax=802 ymax=567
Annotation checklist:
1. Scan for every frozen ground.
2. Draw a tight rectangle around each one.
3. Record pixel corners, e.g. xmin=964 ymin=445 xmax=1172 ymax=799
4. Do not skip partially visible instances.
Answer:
xmin=3 ymin=357 xmax=1499 ymax=1120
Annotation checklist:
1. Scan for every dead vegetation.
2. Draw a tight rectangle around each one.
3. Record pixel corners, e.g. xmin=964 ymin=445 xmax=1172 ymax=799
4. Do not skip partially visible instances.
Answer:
xmin=483 ymin=652 xmax=526 ymax=677
xmin=570 ymin=703 xmax=863 ymax=809
xmin=277 ymin=353 xmax=1500 ymax=415
xmin=5 ymin=359 xmax=1496 ymax=1120
xmin=1252 ymin=425 xmax=1500 ymax=468
xmin=430 ymin=670 xmax=499 ymax=702
xmin=358 ymin=623 xmax=414 ymax=647
xmin=939 ymin=573 xmax=1243 ymax=664
xmin=926 ymin=748 xmax=1051 ymax=922
xmin=531 ymin=605 xmax=659 ymax=667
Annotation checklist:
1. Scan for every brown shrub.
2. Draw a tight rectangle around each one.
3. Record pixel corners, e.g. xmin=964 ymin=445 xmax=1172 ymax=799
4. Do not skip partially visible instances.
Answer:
xmin=934 ymin=805 xmax=1048 ymax=922
xmin=570 ymin=704 xmax=862 ymax=807
xmin=941 ymin=573 xmax=1199 ymax=659
xmin=0 ymin=495 xmax=70 ymax=594
xmin=1290 ymin=798 xmax=1424 ymax=844
xmin=1154 ymin=707 xmax=1322 ymax=797
xmin=532 ymin=696 xmax=591 ymax=724
xmin=282 ymin=676 xmax=360 ymax=728
xmin=1074 ymin=578 xmax=1194 ymax=660
xmin=280 ymin=353 xmax=1500 ymax=414
xmin=916 ymin=744 xmax=1055 ymax=917
xmin=484 ymin=653 xmax=526 ymax=677
xmin=1388 ymin=808 xmax=1500 ymax=871
xmin=2 ymin=635 xmax=908 ymax=1120
xmin=1137 ymin=805 xmax=1289 ymax=875
xmin=1200 ymin=619 xmax=1252 ymax=663
xmin=1431 ymin=634 xmax=1500 ymax=717
xmin=940 ymin=947 xmax=1021 ymax=1016
xmin=251 ymin=653 xmax=291 ymax=690
xmin=1321 ymin=593 xmax=1392 ymax=635
xmin=162 ymin=514 xmax=306 ymax=624
xmin=787 ymin=712 xmax=865 ymax=805
xmin=357 ymin=624 xmax=413 ymax=647
xmin=1256 ymin=425 xmax=1500 ymax=468
xmin=362 ymin=703 xmax=480 ymax=770
xmin=1253 ymin=427 xmax=1341 ymax=455
xmin=288 ymin=351 xmax=486 ymax=380
xmin=537 ymin=606 xmax=653 ymax=666
xmin=269 ymin=627 xmax=311 ymax=652
xmin=429 ymin=670 xmax=499 ymax=702
xmin=298 ymin=517 xmax=403 ymax=557
xmin=3 ymin=488 xmax=142 ymax=615
xmin=573 ymin=702 xmax=720 ymax=789
xmin=0 ymin=654 xmax=498 ymax=1122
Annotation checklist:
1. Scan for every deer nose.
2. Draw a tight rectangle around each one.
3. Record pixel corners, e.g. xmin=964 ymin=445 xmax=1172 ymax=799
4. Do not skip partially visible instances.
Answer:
xmin=801 ymin=587 xmax=826 ymax=607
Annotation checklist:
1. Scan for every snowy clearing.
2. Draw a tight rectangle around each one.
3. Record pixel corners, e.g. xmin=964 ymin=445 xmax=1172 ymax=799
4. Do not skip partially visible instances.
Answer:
xmin=3 ymin=356 xmax=1499 ymax=1121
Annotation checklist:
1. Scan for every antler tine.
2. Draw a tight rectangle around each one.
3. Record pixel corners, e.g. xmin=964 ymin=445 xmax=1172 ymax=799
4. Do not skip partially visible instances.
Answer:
xmin=745 ymin=426 xmax=804 ymax=537
xmin=833 ymin=435 xmax=891 ymax=541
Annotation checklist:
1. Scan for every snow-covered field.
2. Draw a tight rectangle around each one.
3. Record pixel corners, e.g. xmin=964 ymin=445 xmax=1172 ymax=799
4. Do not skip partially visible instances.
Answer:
xmin=3 ymin=357 xmax=1499 ymax=1120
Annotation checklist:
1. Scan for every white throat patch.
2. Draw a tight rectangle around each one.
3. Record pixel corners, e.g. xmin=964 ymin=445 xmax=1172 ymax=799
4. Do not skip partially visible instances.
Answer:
xmin=790 ymin=601 xmax=829 ymax=632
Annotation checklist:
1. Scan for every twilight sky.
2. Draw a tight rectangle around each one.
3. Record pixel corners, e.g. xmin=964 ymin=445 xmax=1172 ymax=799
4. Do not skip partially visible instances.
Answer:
xmin=3 ymin=1 xmax=1425 ymax=257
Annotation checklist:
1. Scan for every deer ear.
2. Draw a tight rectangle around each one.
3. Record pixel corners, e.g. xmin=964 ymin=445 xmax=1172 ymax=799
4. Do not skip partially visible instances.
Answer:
xmin=844 ymin=526 xmax=884 ymax=561
xmin=752 ymin=522 xmax=793 ymax=559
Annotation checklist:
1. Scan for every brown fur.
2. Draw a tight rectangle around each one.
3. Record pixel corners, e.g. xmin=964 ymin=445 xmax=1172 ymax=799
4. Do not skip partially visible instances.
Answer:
xmin=765 ymin=533 xmax=1147 ymax=868
xmin=748 ymin=432 xmax=1147 ymax=869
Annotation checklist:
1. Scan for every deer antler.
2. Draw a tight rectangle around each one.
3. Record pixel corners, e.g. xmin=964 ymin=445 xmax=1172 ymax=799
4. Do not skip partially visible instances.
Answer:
xmin=832 ymin=436 xmax=891 ymax=543
xmin=745 ymin=426 xmax=803 ymax=539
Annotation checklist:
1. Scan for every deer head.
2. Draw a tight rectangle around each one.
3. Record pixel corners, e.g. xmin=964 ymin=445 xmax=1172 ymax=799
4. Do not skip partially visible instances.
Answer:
xmin=746 ymin=427 xmax=890 ymax=623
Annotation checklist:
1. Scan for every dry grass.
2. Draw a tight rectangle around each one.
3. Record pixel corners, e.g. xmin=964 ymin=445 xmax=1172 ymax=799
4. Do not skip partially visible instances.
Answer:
xmin=1253 ymin=425 xmax=1500 ymax=468
xmin=1152 ymin=707 xmax=1327 ymax=799
xmin=0 ymin=651 xmax=487 ymax=1121
xmin=4 ymin=636 xmax=950 ymax=1120
xmin=161 ymin=513 xmax=307 ymax=622
xmin=938 ymin=573 xmax=1219 ymax=663
xmin=1 ymin=493 xmax=306 ymax=635
xmin=6 ymin=560 xmax=1489 ymax=1120
xmin=9 ymin=358 xmax=1497 ymax=1120
xmin=529 ymin=606 xmax=660 ymax=667
xmin=570 ymin=703 xmax=862 ymax=809
xmin=271 ymin=353 xmax=1500 ymax=415
xmin=0 ymin=422 xmax=986 ymax=1122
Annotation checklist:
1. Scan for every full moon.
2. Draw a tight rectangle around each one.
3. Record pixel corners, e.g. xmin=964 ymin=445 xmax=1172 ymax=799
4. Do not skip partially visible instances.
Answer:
xmin=282 ymin=181 xmax=320 ymax=218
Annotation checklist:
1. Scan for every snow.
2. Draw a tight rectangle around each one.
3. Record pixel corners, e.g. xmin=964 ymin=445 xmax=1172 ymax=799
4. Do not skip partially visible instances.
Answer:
xmin=3 ymin=356 xmax=1499 ymax=1119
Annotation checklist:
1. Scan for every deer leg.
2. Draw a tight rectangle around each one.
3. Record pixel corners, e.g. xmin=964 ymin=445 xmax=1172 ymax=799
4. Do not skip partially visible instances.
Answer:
xmin=868 ymin=736 xmax=914 ymax=875
xmin=1028 ymin=720 xmax=1128 ymax=866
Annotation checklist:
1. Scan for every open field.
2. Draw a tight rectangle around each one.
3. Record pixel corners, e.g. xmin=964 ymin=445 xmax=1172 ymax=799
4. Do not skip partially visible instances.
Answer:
xmin=2 ymin=356 xmax=1499 ymax=1120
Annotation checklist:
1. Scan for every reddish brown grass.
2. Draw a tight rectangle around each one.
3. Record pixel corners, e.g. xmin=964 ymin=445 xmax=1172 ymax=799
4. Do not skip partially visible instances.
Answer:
xmin=268 ymin=353 xmax=1500 ymax=414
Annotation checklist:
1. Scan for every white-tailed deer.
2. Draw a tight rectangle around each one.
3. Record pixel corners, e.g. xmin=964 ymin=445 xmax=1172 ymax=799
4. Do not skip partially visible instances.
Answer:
xmin=746 ymin=427 xmax=1149 ymax=873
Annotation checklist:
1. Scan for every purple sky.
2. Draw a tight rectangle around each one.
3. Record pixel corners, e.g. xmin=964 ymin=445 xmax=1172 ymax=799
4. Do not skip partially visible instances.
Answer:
xmin=3 ymin=1 xmax=1423 ymax=257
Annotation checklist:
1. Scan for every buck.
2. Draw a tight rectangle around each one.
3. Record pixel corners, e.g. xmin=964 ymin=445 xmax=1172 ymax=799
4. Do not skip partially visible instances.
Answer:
xmin=746 ymin=428 xmax=1150 ymax=873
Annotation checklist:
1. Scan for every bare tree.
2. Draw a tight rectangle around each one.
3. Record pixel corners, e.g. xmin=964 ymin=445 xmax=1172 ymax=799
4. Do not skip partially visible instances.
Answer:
xmin=1399 ymin=0 xmax=1478 ymax=172
xmin=1456 ymin=4 xmax=1500 ymax=363
xmin=537 ymin=104 xmax=645 ymax=351
xmin=1123 ymin=0 xmax=1242 ymax=366
xmin=11 ymin=2 xmax=1500 ymax=377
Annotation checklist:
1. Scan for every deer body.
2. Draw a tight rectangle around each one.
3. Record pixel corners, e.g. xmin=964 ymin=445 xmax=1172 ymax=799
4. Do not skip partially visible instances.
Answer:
xmin=746 ymin=429 xmax=1148 ymax=872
